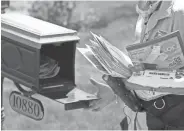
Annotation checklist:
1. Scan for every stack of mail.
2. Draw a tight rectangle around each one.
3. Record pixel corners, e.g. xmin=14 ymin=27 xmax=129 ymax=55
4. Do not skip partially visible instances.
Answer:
xmin=77 ymin=32 xmax=133 ymax=78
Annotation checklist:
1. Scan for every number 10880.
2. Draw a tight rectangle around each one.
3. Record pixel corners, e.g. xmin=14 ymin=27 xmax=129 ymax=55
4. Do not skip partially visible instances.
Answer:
xmin=9 ymin=91 xmax=44 ymax=120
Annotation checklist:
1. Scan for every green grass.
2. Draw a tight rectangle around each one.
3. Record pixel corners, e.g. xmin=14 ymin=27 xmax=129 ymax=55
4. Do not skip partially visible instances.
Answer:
xmin=3 ymin=1 xmax=138 ymax=130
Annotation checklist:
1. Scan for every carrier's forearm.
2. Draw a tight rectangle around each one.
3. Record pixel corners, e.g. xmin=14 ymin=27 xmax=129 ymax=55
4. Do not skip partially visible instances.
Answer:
xmin=102 ymin=75 xmax=143 ymax=112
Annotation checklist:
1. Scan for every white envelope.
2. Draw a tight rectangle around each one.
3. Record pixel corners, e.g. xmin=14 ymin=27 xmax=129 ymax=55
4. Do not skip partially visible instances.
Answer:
xmin=57 ymin=88 xmax=99 ymax=104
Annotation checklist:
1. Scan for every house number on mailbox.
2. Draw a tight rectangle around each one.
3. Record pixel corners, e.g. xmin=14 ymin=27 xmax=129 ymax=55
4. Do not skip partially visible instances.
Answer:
xmin=9 ymin=91 xmax=44 ymax=120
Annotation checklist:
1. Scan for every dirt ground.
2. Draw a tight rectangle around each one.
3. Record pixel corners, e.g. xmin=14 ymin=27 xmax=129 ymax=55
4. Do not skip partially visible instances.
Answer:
xmin=2 ymin=1 xmax=138 ymax=130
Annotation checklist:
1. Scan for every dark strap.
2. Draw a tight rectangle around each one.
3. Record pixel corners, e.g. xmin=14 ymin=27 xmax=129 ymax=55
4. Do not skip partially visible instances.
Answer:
xmin=141 ymin=95 xmax=184 ymax=129
xmin=141 ymin=95 xmax=184 ymax=116
xmin=134 ymin=112 xmax=138 ymax=130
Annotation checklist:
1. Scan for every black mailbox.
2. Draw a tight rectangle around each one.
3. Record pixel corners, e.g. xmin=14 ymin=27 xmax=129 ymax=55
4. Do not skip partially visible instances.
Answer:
xmin=1 ymin=13 xmax=80 ymax=100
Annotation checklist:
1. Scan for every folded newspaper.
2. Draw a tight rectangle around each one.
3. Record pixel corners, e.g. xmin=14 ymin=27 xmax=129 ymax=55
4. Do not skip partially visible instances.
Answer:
xmin=77 ymin=32 xmax=133 ymax=78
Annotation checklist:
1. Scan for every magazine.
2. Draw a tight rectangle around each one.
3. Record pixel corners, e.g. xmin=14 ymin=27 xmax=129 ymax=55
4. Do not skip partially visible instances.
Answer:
xmin=126 ymin=31 xmax=184 ymax=70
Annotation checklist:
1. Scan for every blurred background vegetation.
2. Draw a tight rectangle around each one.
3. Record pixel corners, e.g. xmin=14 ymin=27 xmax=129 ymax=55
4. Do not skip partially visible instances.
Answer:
xmin=7 ymin=1 xmax=138 ymax=32
xmin=3 ymin=1 xmax=139 ymax=130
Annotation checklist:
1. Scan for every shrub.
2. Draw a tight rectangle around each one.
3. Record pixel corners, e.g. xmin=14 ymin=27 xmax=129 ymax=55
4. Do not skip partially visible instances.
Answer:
xmin=28 ymin=1 xmax=79 ymax=30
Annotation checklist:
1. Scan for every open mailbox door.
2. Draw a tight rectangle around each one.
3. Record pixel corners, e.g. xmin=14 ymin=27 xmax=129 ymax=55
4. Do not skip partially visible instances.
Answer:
xmin=1 ymin=13 xmax=96 ymax=120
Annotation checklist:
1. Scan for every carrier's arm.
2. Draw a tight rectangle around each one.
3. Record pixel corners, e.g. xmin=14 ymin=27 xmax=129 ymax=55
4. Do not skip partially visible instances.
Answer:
xmin=102 ymin=75 xmax=143 ymax=112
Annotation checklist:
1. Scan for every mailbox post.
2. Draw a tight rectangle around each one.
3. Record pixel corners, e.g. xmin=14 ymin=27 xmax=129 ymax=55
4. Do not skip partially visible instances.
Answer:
xmin=1 ymin=13 xmax=94 ymax=121
xmin=1 ymin=1 xmax=10 ymax=129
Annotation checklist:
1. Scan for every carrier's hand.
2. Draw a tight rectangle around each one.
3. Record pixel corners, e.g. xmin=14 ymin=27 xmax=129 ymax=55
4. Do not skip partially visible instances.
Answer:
xmin=86 ymin=78 xmax=116 ymax=112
